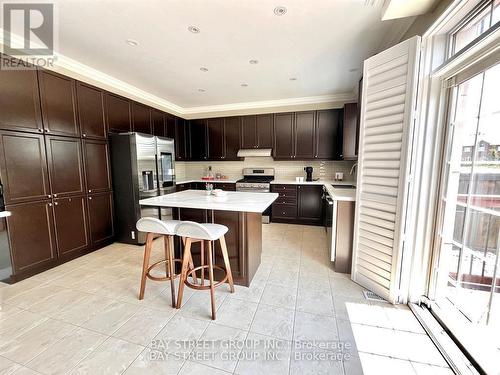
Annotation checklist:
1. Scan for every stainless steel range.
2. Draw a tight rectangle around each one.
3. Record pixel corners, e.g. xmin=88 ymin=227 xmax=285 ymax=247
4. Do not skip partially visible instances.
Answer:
xmin=236 ymin=168 xmax=275 ymax=223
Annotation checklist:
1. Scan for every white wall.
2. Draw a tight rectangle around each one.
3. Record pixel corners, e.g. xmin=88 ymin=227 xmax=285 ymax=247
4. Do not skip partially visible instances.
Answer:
xmin=176 ymin=158 xmax=357 ymax=182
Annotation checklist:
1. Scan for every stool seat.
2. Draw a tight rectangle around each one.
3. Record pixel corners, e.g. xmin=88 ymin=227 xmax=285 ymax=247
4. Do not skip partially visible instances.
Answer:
xmin=136 ymin=217 xmax=180 ymax=236
xmin=176 ymin=221 xmax=228 ymax=241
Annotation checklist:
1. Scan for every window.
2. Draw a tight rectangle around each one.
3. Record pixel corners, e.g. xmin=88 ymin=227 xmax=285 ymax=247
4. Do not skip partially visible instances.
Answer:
xmin=448 ymin=0 xmax=500 ymax=57
xmin=434 ymin=62 xmax=500 ymax=369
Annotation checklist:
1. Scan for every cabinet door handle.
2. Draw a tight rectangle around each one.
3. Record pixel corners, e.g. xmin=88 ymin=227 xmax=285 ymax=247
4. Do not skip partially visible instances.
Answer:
xmin=54 ymin=202 xmax=58 ymax=206
xmin=47 ymin=194 xmax=51 ymax=198
xmin=38 ymin=128 xmax=43 ymax=133
xmin=82 ymin=133 xmax=87 ymax=138
xmin=45 ymin=128 xmax=50 ymax=133
xmin=53 ymin=194 xmax=57 ymax=198
xmin=88 ymin=190 xmax=92 ymax=193
xmin=88 ymin=197 xmax=92 ymax=200
xmin=48 ymin=203 xmax=52 ymax=207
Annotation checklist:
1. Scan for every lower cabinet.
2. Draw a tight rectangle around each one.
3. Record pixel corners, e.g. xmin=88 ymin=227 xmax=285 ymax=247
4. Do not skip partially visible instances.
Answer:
xmin=53 ymin=195 xmax=89 ymax=259
xmin=87 ymin=191 xmax=114 ymax=248
xmin=271 ymin=184 xmax=323 ymax=225
xmin=6 ymin=200 xmax=57 ymax=277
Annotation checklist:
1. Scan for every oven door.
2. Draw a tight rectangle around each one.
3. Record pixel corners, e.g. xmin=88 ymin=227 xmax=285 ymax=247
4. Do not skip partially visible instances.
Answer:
xmin=235 ymin=185 xmax=271 ymax=223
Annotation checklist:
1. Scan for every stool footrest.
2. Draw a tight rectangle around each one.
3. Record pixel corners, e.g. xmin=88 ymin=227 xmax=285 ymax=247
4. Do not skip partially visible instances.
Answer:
xmin=146 ymin=259 xmax=182 ymax=282
xmin=184 ymin=265 xmax=228 ymax=290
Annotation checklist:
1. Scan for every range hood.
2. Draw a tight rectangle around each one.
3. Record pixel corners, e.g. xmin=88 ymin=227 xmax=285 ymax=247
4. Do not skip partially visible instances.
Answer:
xmin=237 ymin=148 xmax=273 ymax=157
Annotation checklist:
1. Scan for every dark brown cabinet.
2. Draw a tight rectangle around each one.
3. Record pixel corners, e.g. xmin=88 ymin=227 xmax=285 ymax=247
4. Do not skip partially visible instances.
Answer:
xmin=165 ymin=115 xmax=176 ymax=139
xmin=297 ymin=185 xmax=323 ymax=224
xmin=175 ymin=119 xmax=190 ymax=160
xmin=83 ymin=139 xmax=111 ymax=193
xmin=295 ymin=111 xmax=316 ymax=159
xmin=316 ymin=109 xmax=342 ymax=160
xmin=241 ymin=116 xmax=257 ymax=149
xmin=257 ymin=114 xmax=273 ymax=148
xmin=152 ymin=110 xmax=165 ymax=137
xmin=46 ymin=136 xmax=85 ymax=197
xmin=76 ymin=82 xmax=106 ymax=139
xmin=106 ymin=94 xmax=131 ymax=133
xmin=132 ymin=102 xmax=151 ymax=134
xmin=240 ymin=114 xmax=273 ymax=149
xmin=274 ymin=113 xmax=294 ymax=159
xmin=342 ymin=102 xmax=359 ymax=160
xmin=38 ymin=71 xmax=79 ymax=137
xmin=224 ymin=117 xmax=241 ymax=160
xmin=0 ymin=56 xmax=43 ymax=133
xmin=271 ymin=184 xmax=323 ymax=225
xmin=53 ymin=195 xmax=89 ymax=258
xmin=214 ymin=210 xmax=242 ymax=280
xmin=207 ymin=118 xmax=225 ymax=160
xmin=87 ymin=192 xmax=114 ymax=247
xmin=0 ymin=131 xmax=50 ymax=204
xmin=189 ymin=119 xmax=208 ymax=160
xmin=6 ymin=200 xmax=57 ymax=275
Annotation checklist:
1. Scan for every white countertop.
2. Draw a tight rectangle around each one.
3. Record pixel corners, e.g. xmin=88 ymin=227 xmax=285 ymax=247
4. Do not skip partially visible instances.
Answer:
xmin=176 ymin=179 xmax=240 ymax=184
xmin=0 ymin=211 xmax=11 ymax=218
xmin=271 ymin=179 xmax=357 ymax=201
xmin=139 ymin=190 xmax=278 ymax=213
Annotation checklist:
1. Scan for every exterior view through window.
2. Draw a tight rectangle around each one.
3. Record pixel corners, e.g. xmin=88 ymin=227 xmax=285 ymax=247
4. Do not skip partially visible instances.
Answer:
xmin=435 ymin=62 xmax=500 ymax=360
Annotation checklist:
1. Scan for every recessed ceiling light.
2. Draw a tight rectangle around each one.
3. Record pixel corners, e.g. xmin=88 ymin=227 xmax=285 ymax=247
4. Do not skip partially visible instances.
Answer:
xmin=200 ymin=67 xmax=208 ymax=72
xmin=274 ymin=6 xmax=287 ymax=16
xmin=249 ymin=59 xmax=259 ymax=65
xmin=126 ymin=39 xmax=139 ymax=46
xmin=241 ymin=83 xmax=248 ymax=87
xmin=188 ymin=25 xmax=201 ymax=33
xmin=198 ymin=88 xmax=206 ymax=92
xmin=289 ymin=77 xmax=297 ymax=81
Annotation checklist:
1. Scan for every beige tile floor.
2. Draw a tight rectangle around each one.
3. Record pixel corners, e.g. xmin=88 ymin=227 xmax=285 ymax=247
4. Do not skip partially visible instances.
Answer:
xmin=0 ymin=223 xmax=453 ymax=375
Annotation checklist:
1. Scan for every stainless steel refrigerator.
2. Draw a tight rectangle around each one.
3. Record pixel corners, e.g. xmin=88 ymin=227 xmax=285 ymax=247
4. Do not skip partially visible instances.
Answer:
xmin=110 ymin=132 xmax=175 ymax=245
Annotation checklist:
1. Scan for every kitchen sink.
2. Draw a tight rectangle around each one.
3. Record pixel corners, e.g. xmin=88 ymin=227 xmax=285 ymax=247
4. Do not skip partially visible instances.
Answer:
xmin=331 ymin=184 xmax=356 ymax=189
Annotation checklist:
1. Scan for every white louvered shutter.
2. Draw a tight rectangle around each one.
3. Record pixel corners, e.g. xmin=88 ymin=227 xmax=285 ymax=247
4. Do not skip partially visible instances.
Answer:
xmin=352 ymin=36 xmax=421 ymax=304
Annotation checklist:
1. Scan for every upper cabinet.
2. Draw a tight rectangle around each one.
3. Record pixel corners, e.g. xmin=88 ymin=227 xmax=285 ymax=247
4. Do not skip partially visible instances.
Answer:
xmin=316 ymin=109 xmax=342 ymax=160
xmin=207 ymin=118 xmax=225 ymax=160
xmin=189 ymin=119 xmax=208 ymax=160
xmin=106 ymin=94 xmax=131 ymax=133
xmin=175 ymin=119 xmax=190 ymax=160
xmin=240 ymin=114 xmax=273 ymax=149
xmin=38 ymin=71 xmax=79 ymax=137
xmin=274 ymin=113 xmax=295 ymax=159
xmin=256 ymin=114 xmax=273 ymax=148
xmin=342 ymin=103 xmax=359 ymax=160
xmin=132 ymin=102 xmax=151 ymax=134
xmin=152 ymin=110 xmax=165 ymax=137
xmin=224 ymin=117 xmax=241 ymax=160
xmin=76 ymin=82 xmax=106 ymax=139
xmin=83 ymin=139 xmax=111 ymax=193
xmin=295 ymin=111 xmax=316 ymax=159
xmin=241 ymin=116 xmax=257 ymax=149
xmin=0 ymin=56 xmax=43 ymax=133
xmin=165 ymin=115 xmax=176 ymax=139
xmin=0 ymin=131 xmax=50 ymax=204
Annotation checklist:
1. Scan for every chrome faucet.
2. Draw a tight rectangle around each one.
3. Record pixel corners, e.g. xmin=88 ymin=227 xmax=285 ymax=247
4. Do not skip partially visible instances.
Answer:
xmin=349 ymin=163 xmax=358 ymax=175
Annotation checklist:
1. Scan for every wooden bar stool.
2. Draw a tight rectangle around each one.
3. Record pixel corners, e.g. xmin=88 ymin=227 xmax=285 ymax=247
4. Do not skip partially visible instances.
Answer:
xmin=136 ymin=217 xmax=195 ymax=307
xmin=175 ymin=221 xmax=235 ymax=320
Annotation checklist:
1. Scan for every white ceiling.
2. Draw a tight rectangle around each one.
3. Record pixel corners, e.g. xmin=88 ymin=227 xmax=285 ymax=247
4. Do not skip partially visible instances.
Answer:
xmin=11 ymin=0 xmax=415 ymax=115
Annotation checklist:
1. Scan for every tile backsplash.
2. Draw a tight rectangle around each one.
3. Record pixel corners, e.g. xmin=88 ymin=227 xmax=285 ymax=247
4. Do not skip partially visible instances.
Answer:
xmin=175 ymin=157 xmax=357 ymax=182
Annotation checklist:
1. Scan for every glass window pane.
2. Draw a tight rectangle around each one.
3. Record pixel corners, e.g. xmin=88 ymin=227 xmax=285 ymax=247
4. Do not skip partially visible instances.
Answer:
xmin=453 ymin=5 xmax=492 ymax=54
xmin=493 ymin=0 xmax=500 ymax=24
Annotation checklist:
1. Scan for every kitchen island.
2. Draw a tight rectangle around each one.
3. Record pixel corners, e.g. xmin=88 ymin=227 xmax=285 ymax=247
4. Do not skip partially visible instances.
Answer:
xmin=139 ymin=190 xmax=278 ymax=286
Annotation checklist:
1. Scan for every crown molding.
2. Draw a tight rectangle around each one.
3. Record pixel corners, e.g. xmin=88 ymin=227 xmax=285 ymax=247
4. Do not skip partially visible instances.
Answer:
xmin=1 ymin=28 xmax=356 ymax=119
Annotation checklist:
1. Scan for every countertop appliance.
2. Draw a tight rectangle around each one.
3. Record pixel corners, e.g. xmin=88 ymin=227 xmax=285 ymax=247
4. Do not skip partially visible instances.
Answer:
xmin=236 ymin=168 xmax=275 ymax=223
xmin=304 ymin=166 xmax=313 ymax=182
xmin=110 ymin=132 xmax=175 ymax=245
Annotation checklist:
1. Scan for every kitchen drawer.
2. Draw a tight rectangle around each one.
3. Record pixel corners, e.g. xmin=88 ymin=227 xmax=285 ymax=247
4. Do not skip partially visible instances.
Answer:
xmin=272 ymin=184 xmax=297 ymax=193
xmin=277 ymin=190 xmax=297 ymax=199
xmin=272 ymin=204 xmax=297 ymax=220
xmin=274 ymin=196 xmax=297 ymax=205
